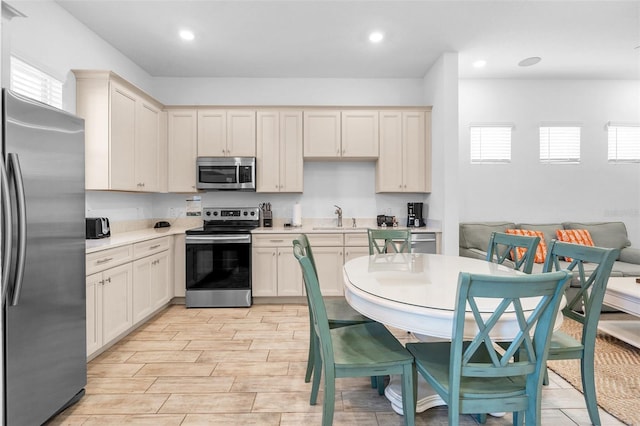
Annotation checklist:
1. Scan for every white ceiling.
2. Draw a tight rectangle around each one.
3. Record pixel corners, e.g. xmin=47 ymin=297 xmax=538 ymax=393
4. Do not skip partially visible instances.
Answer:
xmin=55 ymin=0 xmax=640 ymax=80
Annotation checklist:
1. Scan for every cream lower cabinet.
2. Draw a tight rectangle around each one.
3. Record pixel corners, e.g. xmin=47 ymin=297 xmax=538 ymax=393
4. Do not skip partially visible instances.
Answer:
xmin=132 ymin=250 xmax=170 ymax=323
xmin=86 ymin=262 xmax=134 ymax=358
xmin=306 ymin=234 xmax=345 ymax=296
xmin=344 ymin=233 xmax=371 ymax=262
xmin=252 ymin=235 xmax=303 ymax=297
xmin=86 ymin=236 xmax=173 ymax=359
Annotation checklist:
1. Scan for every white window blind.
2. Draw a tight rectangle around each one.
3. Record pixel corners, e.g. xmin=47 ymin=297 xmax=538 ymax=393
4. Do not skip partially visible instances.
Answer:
xmin=608 ymin=123 xmax=640 ymax=162
xmin=539 ymin=125 xmax=581 ymax=164
xmin=470 ymin=125 xmax=512 ymax=163
xmin=10 ymin=56 xmax=63 ymax=109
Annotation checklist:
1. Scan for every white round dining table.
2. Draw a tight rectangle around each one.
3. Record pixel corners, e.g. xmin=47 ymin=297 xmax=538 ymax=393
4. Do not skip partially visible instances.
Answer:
xmin=342 ymin=253 xmax=564 ymax=415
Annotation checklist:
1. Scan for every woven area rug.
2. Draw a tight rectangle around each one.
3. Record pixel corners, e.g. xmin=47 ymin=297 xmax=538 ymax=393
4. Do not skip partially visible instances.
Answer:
xmin=547 ymin=318 xmax=640 ymax=425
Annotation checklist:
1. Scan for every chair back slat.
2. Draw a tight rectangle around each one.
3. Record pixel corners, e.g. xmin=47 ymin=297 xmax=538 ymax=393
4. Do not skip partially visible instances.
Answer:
xmin=452 ymin=271 xmax=571 ymax=383
xmin=542 ymin=240 xmax=618 ymax=335
xmin=367 ymin=229 xmax=411 ymax=255
xmin=486 ymin=231 xmax=540 ymax=274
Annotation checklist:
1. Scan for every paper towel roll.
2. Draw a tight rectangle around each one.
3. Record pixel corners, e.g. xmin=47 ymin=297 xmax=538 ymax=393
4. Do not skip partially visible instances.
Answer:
xmin=292 ymin=203 xmax=302 ymax=227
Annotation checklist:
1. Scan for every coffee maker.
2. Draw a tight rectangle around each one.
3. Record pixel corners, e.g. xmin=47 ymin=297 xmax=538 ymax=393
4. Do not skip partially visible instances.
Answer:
xmin=407 ymin=202 xmax=426 ymax=227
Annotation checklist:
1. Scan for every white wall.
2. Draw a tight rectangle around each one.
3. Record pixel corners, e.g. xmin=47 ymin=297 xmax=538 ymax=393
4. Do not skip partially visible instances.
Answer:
xmin=459 ymin=79 xmax=640 ymax=246
xmin=153 ymin=77 xmax=425 ymax=106
xmin=6 ymin=0 xmax=153 ymax=113
xmin=8 ymin=0 xmax=434 ymax=226
xmin=423 ymin=52 xmax=459 ymax=254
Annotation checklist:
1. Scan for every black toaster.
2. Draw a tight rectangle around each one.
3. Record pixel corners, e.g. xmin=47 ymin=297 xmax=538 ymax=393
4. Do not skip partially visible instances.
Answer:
xmin=86 ymin=217 xmax=111 ymax=239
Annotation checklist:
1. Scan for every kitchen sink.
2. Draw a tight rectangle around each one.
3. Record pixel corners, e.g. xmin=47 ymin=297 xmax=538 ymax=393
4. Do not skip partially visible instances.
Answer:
xmin=312 ymin=226 xmax=369 ymax=231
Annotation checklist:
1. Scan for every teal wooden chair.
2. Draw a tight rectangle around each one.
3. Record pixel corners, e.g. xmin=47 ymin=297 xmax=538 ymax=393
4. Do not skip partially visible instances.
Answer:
xmin=368 ymin=228 xmax=411 ymax=254
xmin=293 ymin=234 xmax=384 ymax=394
xmin=486 ymin=231 xmax=540 ymax=274
xmin=293 ymin=236 xmax=416 ymax=426
xmin=542 ymin=240 xmax=618 ymax=426
xmin=407 ymin=270 xmax=571 ymax=425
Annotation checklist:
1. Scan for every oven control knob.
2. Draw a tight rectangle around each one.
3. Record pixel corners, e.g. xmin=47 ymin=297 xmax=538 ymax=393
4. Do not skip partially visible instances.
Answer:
xmin=250 ymin=211 xmax=255 ymax=216
xmin=213 ymin=211 xmax=218 ymax=216
xmin=206 ymin=211 xmax=212 ymax=216
xmin=243 ymin=211 xmax=248 ymax=216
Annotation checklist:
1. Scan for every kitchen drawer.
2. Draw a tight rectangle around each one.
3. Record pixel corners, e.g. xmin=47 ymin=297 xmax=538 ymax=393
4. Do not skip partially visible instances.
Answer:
xmin=86 ymin=245 xmax=133 ymax=275
xmin=252 ymin=234 xmax=296 ymax=248
xmin=307 ymin=233 xmax=343 ymax=247
xmin=344 ymin=233 xmax=369 ymax=247
xmin=133 ymin=236 xmax=171 ymax=258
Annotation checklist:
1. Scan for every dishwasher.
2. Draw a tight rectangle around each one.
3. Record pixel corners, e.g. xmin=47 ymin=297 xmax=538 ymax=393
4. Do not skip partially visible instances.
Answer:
xmin=410 ymin=232 xmax=438 ymax=254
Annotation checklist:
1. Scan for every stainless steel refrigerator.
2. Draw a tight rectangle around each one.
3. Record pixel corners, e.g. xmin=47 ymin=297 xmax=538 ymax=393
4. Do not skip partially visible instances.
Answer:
xmin=1 ymin=89 xmax=86 ymax=425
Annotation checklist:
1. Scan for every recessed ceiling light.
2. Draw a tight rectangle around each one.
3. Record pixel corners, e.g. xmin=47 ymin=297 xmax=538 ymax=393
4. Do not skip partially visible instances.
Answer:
xmin=518 ymin=57 xmax=542 ymax=67
xmin=472 ymin=60 xmax=487 ymax=68
xmin=369 ymin=32 xmax=384 ymax=43
xmin=179 ymin=29 xmax=195 ymax=41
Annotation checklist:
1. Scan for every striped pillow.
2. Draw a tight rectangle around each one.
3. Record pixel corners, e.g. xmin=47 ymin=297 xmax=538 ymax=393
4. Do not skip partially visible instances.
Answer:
xmin=555 ymin=229 xmax=594 ymax=262
xmin=505 ymin=229 xmax=547 ymax=263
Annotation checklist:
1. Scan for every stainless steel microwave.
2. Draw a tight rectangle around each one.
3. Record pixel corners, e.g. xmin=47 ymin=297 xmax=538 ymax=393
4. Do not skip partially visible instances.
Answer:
xmin=196 ymin=157 xmax=256 ymax=191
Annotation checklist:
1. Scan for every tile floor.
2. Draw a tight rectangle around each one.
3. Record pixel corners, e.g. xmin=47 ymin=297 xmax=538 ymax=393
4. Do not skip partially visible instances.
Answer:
xmin=48 ymin=303 xmax=625 ymax=425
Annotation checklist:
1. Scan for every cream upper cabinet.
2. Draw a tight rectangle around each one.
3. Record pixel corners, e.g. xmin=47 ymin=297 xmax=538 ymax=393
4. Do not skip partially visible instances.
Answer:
xmin=109 ymin=82 xmax=136 ymax=190
xmin=136 ymin=99 xmax=162 ymax=192
xmin=73 ymin=70 xmax=164 ymax=192
xmin=341 ymin=110 xmax=379 ymax=158
xmin=304 ymin=110 xmax=341 ymax=158
xmin=198 ymin=109 xmax=256 ymax=157
xmin=167 ymin=109 xmax=198 ymax=193
xmin=376 ymin=110 xmax=431 ymax=193
xmin=304 ymin=110 xmax=378 ymax=159
xmin=256 ymin=110 xmax=303 ymax=192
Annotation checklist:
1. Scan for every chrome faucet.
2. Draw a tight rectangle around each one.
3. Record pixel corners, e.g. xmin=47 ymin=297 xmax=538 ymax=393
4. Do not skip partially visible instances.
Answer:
xmin=334 ymin=205 xmax=343 ymax=227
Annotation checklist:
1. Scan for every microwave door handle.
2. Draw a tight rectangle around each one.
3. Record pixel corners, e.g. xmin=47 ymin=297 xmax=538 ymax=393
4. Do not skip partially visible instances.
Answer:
xmin=0 ymin=157 xmax=13 ymax=306
xmin=8 ymin=154 xmax=26 ymax=306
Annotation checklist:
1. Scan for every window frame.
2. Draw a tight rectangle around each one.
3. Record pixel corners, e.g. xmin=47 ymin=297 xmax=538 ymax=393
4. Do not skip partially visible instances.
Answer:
xmin=469 ymin=123 xmax=514 ymax=164
xmin=10 ymin=56 xmax=63 ymax=110
xmin=539 ymin=123 xmax=581 ymax=164
xmin=607 ymin=122 xmax=640 ymax=163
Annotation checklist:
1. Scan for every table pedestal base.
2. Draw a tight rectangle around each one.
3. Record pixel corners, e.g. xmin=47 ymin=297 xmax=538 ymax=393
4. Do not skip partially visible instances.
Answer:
xmin=385 ymin=375 xmax=446 ymax=414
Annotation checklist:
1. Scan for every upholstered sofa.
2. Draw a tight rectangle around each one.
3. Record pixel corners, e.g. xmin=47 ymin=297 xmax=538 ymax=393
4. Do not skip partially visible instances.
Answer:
xmin=459 ymin=221 xmax=640 ymax=311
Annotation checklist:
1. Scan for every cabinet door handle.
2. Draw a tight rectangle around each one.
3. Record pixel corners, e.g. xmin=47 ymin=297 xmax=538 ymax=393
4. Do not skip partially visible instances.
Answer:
xmin=96 ymin=257 xmax=114 ymax=264
xmin=104 ymin=277 xmax=111 ymax=283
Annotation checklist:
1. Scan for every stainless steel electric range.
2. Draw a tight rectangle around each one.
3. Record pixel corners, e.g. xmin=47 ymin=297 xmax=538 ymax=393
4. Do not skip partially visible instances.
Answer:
xmin=185 ymin=207 xmax=260 ymax=308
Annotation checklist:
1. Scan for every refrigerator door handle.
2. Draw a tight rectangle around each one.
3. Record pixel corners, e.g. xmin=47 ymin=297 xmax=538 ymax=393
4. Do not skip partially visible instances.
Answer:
xmin=8 ymin=153 xmax=27 ymax=306
xmin=0 ymin=157 xmax=13 ymax=305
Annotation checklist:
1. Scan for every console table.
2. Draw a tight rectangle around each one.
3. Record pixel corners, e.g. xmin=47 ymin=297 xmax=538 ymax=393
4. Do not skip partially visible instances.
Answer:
xmin=598 ymin=277 xmax=640 ymax=348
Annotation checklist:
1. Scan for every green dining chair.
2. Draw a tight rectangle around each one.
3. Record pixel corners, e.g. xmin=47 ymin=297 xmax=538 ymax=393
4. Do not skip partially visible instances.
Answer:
xmin=542 ymin=240 xmax=618 ymax=426
xmin=368 ymin=228 xmax=411 ymax=255
xmin=293 ymin=237 xmax=416 ymax=426
xmin=292 ymin=234 xmax=384 ymax=395
xmin=407 ymin=270 xmax=571 ymax=426
xmin=486 ymin=231 xmax=540 ymax=274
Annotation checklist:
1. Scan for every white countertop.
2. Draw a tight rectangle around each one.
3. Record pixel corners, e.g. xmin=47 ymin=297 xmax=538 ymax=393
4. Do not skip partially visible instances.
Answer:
xmin=85 ymin=226 xmax=192 ymax=254
xmin=86 ymin=220 xmax=441 ymax=253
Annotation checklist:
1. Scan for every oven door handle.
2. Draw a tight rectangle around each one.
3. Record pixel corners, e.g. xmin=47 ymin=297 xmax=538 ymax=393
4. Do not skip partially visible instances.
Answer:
xmin=186 ymin=235 xmax=251 ymax=244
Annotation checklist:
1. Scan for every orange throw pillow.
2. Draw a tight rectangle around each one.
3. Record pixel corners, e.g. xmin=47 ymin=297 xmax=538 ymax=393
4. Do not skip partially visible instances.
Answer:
xmin=555 ymin=229 xmax=594 ymax=262
xmin=505 ymin=229 xmax=548 ymax=263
